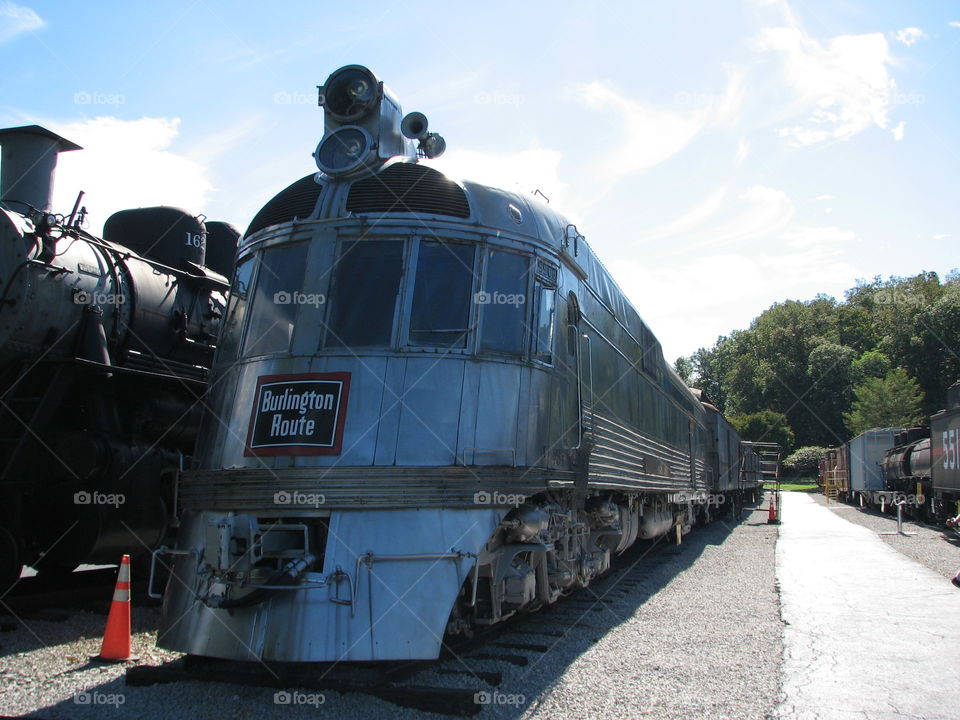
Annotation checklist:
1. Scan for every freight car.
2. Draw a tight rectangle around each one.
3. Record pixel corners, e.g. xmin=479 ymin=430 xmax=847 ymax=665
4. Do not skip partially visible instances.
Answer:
xmin=0 ymin=125 xmax=233 ymax=589
xmin=155 ymin=65 xmax=762 ymax=663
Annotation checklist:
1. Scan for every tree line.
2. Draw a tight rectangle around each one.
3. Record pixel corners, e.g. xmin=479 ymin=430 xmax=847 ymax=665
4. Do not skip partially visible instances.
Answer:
xmin=674 ymin=271 xmax=960 ymax=453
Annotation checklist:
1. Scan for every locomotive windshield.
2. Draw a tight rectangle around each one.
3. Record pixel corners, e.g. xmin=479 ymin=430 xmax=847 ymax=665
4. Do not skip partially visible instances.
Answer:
xmin=225 ymin=236 xmax=563 ymax=362
xmin=326 ymin=240 xmax=403 ymax=347
xmin=244 ymin=243 xmax=309 ymax=356
xmin=409 ymin=241 xmax=475 ymax=348
xmin=479 ymin=248 xmax=528 ymax=356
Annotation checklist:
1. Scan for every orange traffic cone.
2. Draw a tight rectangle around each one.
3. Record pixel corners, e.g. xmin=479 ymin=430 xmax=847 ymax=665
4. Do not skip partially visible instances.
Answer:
xmin=767 ymin=500 xmax=778 ymax=524
xmin=93 ymin=555 xmax=136 ymax=662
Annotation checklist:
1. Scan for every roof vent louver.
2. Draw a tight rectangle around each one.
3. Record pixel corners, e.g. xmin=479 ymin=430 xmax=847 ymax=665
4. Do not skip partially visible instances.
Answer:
xmin=346 ymin=163 xmax=469 ymax=218
xmin=245 ymin=174 xmax=323 ymax=237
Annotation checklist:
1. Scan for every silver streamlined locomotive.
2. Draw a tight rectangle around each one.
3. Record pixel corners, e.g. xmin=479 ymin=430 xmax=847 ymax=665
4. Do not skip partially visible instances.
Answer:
xmin=0 ymin=125 xmax=233 ymax=587
xmin=156 ymin=65 xmax=762 ymax=663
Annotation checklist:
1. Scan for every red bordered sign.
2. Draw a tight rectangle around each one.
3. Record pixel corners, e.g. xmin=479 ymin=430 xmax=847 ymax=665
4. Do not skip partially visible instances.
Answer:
xmin=244 ymin=372 xmax=351 ymax=457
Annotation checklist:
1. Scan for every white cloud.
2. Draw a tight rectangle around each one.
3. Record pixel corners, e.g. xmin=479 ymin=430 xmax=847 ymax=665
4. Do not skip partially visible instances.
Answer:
xmin=759 ymin=17 xmax=897 ymax=145
xmin=639 ymin=183 xmax=796 ymax=251
xmin=734 ymin=138 xmax=751 ymax=167
xmin=643 ymin=186 xmax=729 ymax=242
xmin=891 ymin=120 xmax=905 ymax=141
xmin=601 ymin=178 xmax=862 ymax=357
xmin=0 ymin=1 xmax=41 ymax=44
xmin=815 ymin=194 xmax=834 ymax=201
xmin=577 ymin=81 xmax=705 ymax=178
xmin=568 ymin=69 xmax=745 ymax=204
xmin=607 ymin=220 xmax=858 ymax=359
xmin=934 ymin=233 xmax=952 ymax=240
xmin=951 ymin=21 xmax=960 ymax=29
xmin=696 ymin=185 xmax=795 ymax=249
xmin=895 ymin=27 xmax=926 ymax=46
xmin=50 ymin=117 xmax=213 ymax=235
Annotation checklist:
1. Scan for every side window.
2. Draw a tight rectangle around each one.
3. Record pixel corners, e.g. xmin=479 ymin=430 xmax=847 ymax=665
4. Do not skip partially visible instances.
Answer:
xmin=532 ymin=284 xmax=556 ymax=365
xmin=479 ymin=249 xmax=528 ymax=356
xmin=243 ymin=243 xmax=309 ymax=357
xmin=326 ymin=240 xmax=403 ymax=347
xmin=217 ymin=257 xmax=254 ymax=363
xmin=409 ymin=241 xmax=475 ymax=348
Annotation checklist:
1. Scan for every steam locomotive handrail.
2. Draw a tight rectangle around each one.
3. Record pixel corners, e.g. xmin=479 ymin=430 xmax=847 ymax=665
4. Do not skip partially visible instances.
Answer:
xmin=68 ymin=357 xmax=208 ymax=385
xmin=74 ymin=228 xmax=230 ymax=288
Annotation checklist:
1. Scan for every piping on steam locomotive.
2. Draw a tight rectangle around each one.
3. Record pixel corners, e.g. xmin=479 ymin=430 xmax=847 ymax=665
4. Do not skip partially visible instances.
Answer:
xmin=0 ymin=125 xmax=233 ymax=588
xmin=155 ymin=65 xmax=762 ymax=663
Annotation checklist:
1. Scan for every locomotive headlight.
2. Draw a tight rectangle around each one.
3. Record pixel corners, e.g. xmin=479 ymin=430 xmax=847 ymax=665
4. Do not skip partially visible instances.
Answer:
xmin=313 ymin=126 xmax=372 ymax=175
xmin=321 ymin=65 xmax=381 ymax=123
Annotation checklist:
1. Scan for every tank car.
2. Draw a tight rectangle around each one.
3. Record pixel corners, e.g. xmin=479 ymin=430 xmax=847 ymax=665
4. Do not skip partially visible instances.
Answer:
xmin=880 ymin=427 xmax=931 ymax=518
xmin=155 ymin=65 xmax=741 ymax=663
xmin=0 ymin=125 xmax=233 ymax=588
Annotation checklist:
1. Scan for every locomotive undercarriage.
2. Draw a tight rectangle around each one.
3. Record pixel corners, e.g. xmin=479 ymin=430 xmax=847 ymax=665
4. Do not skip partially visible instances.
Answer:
xmin=158 ymin=484 xmax=745 ymax=661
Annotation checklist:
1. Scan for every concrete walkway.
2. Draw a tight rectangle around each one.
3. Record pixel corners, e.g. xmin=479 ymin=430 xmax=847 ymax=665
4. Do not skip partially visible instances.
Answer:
xmin=776 ymin=492 xmax=960 ymax=720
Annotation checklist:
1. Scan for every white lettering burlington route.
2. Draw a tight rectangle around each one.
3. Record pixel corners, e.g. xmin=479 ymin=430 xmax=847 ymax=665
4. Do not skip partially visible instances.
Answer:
xmin=246 ymin=374 xmax=348 ymax=456
xmin=261 ymin=388 xmax=335 ymax=415
xmin=270 ymin=413 xmax=315 ymax=438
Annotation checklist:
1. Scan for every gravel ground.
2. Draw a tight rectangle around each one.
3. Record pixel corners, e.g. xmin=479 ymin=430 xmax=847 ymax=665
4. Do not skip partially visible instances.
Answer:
xmin=1 ymin=504 xmax=783 ymax=720
xmin=809 ymin=492 xmax=960 ymax=581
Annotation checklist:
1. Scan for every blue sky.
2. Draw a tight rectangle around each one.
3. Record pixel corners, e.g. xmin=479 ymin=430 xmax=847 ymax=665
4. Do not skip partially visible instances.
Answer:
xmin=1 ymin=0 xmax=958 ymax=362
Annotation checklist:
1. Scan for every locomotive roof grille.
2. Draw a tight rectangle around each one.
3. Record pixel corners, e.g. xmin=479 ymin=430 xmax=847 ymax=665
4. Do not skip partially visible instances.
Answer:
xmin=345 ymin=163 xmax=470 ymax=219
xmin=246 ymin=174 xmax=324 ymax=237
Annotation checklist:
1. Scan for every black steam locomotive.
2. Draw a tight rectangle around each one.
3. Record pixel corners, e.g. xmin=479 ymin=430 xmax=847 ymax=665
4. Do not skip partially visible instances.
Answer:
xmin=880 ymin=383 xmax=960 ymax=521
xmin=0 ymin=125 xmax=234 ymax=588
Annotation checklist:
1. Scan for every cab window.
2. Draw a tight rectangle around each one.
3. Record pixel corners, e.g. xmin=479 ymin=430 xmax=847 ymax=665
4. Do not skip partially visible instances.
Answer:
xmin=326 ymin=240 xmax=403 ymax=347
xmin=479 ymin=249 xmax=528 ymax=356
xmin=243 ymin=243 xmax=308 ymax=356
xmin=409 ymin=241 xmax=475 ymax=348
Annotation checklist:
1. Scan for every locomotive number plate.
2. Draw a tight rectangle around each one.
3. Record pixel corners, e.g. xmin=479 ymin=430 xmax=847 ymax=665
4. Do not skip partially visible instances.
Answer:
xmin=244 ymin=372 xmax=350 ymax=456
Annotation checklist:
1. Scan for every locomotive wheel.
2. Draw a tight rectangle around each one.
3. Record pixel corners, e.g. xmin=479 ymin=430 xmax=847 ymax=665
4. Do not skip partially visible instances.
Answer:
xmin=0 ymin=526 xmax=23 ymax=592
